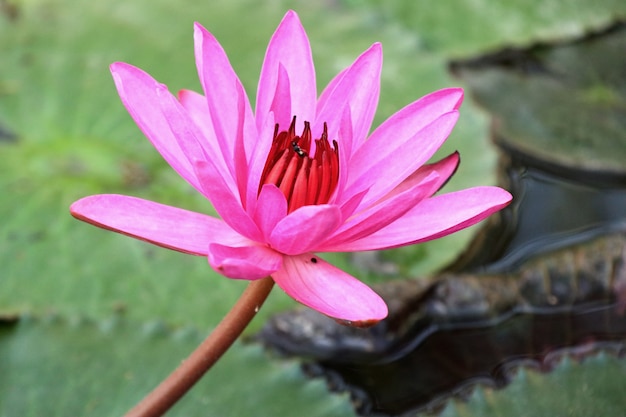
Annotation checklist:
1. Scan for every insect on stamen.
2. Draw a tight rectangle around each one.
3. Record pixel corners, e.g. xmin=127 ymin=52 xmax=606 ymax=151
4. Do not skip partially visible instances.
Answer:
xmin=291 ymin=141 xmax=308 ymax=158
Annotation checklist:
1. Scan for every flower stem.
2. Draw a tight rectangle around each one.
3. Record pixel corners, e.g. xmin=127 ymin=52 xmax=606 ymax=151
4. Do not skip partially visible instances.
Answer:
xmin=124 ymin=276 xmax=275 ymax=417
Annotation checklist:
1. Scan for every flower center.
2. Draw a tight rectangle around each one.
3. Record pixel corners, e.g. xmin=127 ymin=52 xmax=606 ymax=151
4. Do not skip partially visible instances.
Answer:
xmin=259 ymin=116 xmax=339 ymax=213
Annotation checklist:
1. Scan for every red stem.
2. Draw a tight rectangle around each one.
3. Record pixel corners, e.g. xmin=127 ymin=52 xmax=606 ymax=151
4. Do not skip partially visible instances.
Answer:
xmin=124 ymin=276 xmax=275 ymax=417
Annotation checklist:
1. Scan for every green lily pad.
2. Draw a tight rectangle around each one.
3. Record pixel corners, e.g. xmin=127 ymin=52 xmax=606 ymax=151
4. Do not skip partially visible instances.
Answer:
xmin=451 ymin=22 xmax=626 ymax=177
xmin=355 ymin=0 xmax=626 ymax=56
xmin=439 ymin=351 xmax=626 ymax=417
xmin=0 ymin=315 xmax=354 ymax=416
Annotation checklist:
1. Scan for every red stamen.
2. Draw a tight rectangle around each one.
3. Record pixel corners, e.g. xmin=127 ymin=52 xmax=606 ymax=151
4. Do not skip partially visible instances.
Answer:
xmin=263 ymin=149 xmax=290 ymax=186
xmin=278 ymin=156 xmax=299 ymax=201
xmin=306 ymin=163 xmax=319 ymax=206
xmin=318 ymin=151 xmax=332 ymax=203
xmin=259 ymin=117 xmax=339 ymax=213
xmin=290 ymin=158 xmax=310 ymax=212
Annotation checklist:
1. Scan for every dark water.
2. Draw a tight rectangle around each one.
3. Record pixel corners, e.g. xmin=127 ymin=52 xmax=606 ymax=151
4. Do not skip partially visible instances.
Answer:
xmin=445 ymin=20 xmax=626 ymax=275
xmin=308 ymin=302 xmax=626 ymax=415
xmin=446 ymin=155 xmax=626 ymax=275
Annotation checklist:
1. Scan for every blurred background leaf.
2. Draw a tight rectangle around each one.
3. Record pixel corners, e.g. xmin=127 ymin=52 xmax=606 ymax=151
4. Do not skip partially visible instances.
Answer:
xmin=0 ymin=315 xmax=354 ymax=416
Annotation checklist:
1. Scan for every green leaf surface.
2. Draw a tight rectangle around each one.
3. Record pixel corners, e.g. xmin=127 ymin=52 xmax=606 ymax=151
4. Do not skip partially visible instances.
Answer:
xmin=0 ymin=315 xmax=354 ymax=417
xmin=451 ymin=22 xmax=626 ymax=175
xmin=439 ymin=351 xmax=626 ymax=417
xmin=356 ymin=0 xmax=626 ymax=56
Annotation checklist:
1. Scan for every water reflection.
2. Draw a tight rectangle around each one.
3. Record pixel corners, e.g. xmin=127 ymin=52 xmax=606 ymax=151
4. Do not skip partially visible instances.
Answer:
xmin=308 ymin=302 xmax=626 ymax=415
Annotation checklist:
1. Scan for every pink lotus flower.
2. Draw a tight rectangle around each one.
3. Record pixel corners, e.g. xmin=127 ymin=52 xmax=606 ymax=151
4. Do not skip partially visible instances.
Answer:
xmin=70 ymin=11 xmax=511 ymax=326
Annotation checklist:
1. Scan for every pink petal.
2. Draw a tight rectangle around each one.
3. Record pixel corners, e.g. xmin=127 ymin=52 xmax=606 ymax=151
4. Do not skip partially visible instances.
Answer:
xmin=328 ymin=172 xmax=439 ymax=245
xmin=110 ymin=63 xmax=202 ymax=193
xmin=317 ymin=66 xmax=348 ymax=120
xmin=381 ymin=151 xmax=460 ymax=202
xmin=337 ymin=189 xmax=368 ymax=224
xmin=193 ymin=23 xmax=256 ymax=170
xmin=264 ymin=64 xmax=292 ymax=132
xmin=347 ymin=88 xmax=463 ymax=194
xmin=232 ymin=81 xmax=252 ymax=205
xmin=323 ymin=186 xmax=513 ymax=251
xmin=269 ymin=205 xmax=342 ymax=255
xmin=178 ymin=89 xmax=213 ymax=141
xmin=256 ymin=10 xmax=316 ymax=131
xmin=314 ymin=43 xmax=382 ymax=153
xmin=178 ymin=89 xmax=234 ymax=188
xmin=157 ymin=86 xmax=241 ymax=199
xmin=272 ymin=254 xmax=388 ymax=325
xmin=245 ymin=112 xmax=276 ymax=212
xmin=254 ymin=184 xmax=288 ymax=241
xmin=208 ymin=243 xmax=282 ymax=280
xmin=70 ymin=194 xmax=245 ymax=256
xmin=194 ymin=160 xmax=263 ymax=242
xmin=345 ymin=111 xmax=460 ymax=210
